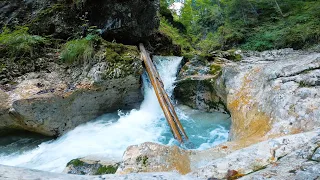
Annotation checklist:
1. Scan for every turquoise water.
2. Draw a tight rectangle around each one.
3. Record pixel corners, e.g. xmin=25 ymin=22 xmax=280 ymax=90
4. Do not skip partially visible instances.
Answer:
xmin=161 ymin=105 xmax=230 ymax=149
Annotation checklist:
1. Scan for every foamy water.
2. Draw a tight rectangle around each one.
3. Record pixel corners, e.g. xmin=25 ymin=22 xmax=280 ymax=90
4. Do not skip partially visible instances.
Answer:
xmin=0 ymin=56 xmax=230 ymax=172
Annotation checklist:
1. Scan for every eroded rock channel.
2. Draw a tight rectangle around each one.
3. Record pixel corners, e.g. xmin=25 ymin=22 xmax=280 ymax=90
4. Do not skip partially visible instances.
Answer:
xmin=1 ymin=49 xmax=320 ymax=180
xmin=0 ymin=0 xmax=320 ymax=179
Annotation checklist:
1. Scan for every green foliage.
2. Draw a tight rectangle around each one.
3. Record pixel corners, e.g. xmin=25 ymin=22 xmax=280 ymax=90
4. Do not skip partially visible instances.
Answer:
xmin=0 ymin=27 xmax=46 ymax=57
xmin=95 ymin=165 xmax=118 ymax=175
xmin=160 ymin=17 xmax=194 ymax=54
xmin=67 ymin=159 xmax=84 ymax=167
xmin=196 ymin=33 xmax=220 ymax=53
xmin=60 ymin=35 xmax=99 ymax=64
xmin=177 ymin=0 xmax=320 ymax=51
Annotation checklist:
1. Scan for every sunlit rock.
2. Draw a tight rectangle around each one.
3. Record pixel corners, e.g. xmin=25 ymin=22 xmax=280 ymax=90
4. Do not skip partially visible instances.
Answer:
xmin=117 ymin=142 xmax=191 ymax=175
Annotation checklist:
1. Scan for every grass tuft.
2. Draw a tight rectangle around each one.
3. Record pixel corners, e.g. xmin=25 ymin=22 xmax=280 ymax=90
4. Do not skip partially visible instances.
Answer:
xmin=60 ymin=35 xmax=99 ymax=64
xmin=0 ymin=27 xmax=46 ymax=57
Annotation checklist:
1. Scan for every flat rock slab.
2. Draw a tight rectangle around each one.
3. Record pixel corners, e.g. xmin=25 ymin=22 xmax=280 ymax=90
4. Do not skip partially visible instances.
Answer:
xmin=0 ymin=165 xmax=195 ymax=180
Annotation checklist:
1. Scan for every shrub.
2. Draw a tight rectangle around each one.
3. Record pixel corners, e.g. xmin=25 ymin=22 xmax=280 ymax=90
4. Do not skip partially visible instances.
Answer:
xmin=159 ymin=17 xmax=194 ymax=54
xmin=0 ymin=27 xmax=46 ymax=57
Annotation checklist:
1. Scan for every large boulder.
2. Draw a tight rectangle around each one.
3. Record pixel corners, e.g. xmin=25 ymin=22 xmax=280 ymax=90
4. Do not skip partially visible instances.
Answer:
xmin=0 ymin=0 xmax=160 ymax=43
xmin=117 ymin=142 xmax=191 ymax=175
xmin=64 ymin=155 xmax=120 ymax=175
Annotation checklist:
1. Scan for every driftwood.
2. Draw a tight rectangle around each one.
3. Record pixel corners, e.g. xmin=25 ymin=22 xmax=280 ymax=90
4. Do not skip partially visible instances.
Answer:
xmin=139 ymin=43 xmax=188 ymax=143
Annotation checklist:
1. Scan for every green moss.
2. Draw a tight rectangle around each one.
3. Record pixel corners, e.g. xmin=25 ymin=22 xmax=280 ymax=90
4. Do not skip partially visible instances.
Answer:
xmin=67 ymin=159 xmax=85 ymax=167
xmin=95 ymin=165 xmax=118 ymax=175
xmin=209 ymin=63 xmax=222 ymax=75
xmin=0 ymin=27 xmax=46 ymax=57
xmin=103 ymin=41 xmax=139 ymax=63
xmin=60 ymin=35 xmax=98 ymax=64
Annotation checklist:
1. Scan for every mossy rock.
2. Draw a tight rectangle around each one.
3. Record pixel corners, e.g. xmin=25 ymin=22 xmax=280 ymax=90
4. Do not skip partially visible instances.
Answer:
xmin=226 ymin=49 xmax=242 ymax=61
xmin=209 ymin=63 xmax=222 ymax=76
xmin=103 ymin=41 xmax=139 ymax=64
xmin=67 ymin=159 xmax=85 ymax=167
xmin=65 ymin=158 xmax=119 ymax=175
xmin=97 ymin=41 xmax=142 ymax=79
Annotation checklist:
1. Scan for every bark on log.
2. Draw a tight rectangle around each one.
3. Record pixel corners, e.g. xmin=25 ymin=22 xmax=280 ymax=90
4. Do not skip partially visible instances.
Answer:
xmin=139 ymin=43 xmax=188 ymax=143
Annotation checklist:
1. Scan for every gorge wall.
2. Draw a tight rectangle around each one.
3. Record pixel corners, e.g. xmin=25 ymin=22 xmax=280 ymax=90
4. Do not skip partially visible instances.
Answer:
xmin=0 ymin=0 xmax=159 ymax=43
xmin=0 ymin=0 xmax=161 ymax=136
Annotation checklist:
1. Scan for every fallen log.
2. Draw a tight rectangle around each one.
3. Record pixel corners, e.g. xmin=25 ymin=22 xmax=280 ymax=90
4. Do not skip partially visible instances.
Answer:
xmin=139 ymin=43 xmax=188 ymax=143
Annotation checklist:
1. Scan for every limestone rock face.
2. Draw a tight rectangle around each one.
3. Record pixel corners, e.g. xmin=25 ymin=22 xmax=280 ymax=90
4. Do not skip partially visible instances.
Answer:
xmin=225 ymin=49 xmax=320 ymax=140
xmin=240 ymin=131 xmax=320 ymax=180
xmin=0 ymin=44 xmax=143 ymax=136
xmin=85 ymin=0 xmax=160 ymax=43
xmin=175 ymin=49 xmax=320 ymax=141
xmin=190 ymin=130 xmax=320 ymax=179
xmin=0 ymin=0 xmax=159 ymax=43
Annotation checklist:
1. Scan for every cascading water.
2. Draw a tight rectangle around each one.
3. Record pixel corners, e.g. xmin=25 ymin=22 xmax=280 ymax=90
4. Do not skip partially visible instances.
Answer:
xmin=0 ymin=56 xmax=230 ymax=173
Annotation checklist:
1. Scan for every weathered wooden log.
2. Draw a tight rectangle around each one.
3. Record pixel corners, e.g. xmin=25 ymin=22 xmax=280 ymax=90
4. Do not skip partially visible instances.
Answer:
xmin=148 ymin=55 xmax=189 ymax=141
xmin=139 ymin=43 xmax=188 ymax=143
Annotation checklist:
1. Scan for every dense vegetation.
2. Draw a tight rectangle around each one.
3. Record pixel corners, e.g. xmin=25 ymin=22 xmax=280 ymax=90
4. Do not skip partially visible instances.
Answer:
xmin=161 ymin=0 xmax=320 ymax=53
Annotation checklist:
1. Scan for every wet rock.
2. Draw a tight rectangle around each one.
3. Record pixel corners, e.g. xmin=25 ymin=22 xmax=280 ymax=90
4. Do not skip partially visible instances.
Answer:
xmin=174 ymin=55 xmax=228 ymax=113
